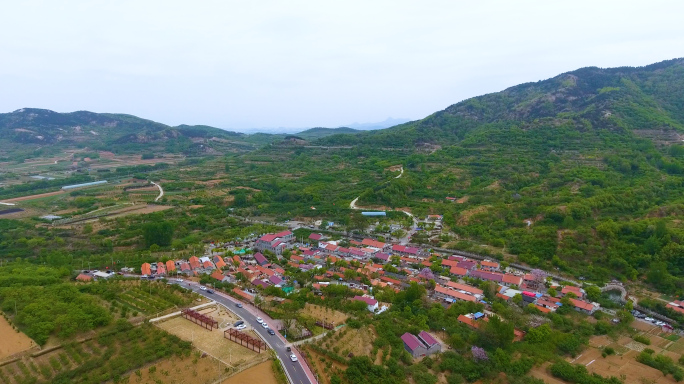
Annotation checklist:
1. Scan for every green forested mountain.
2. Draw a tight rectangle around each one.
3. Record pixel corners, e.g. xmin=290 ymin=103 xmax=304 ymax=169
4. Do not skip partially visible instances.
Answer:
xmin=295 ymin=127 xmax=361 ymax=140
xmin=228 ymin=58 xmax=684 ymax=293
xmin=0 ymin=108 xmax=276 ymax=159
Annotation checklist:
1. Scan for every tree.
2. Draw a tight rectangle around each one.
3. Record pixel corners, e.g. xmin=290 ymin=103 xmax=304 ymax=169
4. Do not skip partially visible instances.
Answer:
xmin=142 ymin=221 xmax=174 ymax=247
xmin=585 ymin=285 xmax=601 ymax=302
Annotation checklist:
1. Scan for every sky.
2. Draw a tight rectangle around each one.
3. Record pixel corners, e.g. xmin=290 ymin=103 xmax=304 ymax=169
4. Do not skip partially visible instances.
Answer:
xmin=1 ymin=1 xmax=683 ymax=132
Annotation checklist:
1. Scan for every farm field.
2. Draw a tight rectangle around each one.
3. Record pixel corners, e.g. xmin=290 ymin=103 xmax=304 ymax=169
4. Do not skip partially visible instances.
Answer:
xmin=303 ymin=326 xmax=377 ymax=384
xmin=120 ymin=353 xmax=242 ymax=384
xmin=574 ymin=322 xmax=683 ymax=384
xmin=222 ymin=361 xmax=278 ymax=384
xmin=81 ymin=280 xmax=202 ymax=317
xmin=0 ymin=323 xmax=191 ymax=384
xmin=301 ymin=303 xmax=348 ymax=326
xmin=0 ymin=314 xmax=36 ymax=360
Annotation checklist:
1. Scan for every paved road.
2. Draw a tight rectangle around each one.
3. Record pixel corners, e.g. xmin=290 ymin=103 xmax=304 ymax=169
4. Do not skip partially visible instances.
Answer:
xmin=172 ymin=281 xmax=316 ymax=384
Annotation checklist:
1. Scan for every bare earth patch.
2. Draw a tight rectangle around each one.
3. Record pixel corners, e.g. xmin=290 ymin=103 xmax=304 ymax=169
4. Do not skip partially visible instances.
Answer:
xmin=0 ymin=314 xmax=36 ymax=360
xmin=222 ymin=361 xmax=278 ymax=384
xmin=301 ymin=304 xmax=348 ymax=325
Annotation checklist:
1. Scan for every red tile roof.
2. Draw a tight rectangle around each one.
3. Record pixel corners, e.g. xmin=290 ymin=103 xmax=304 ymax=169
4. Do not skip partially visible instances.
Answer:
xmin=362 ymin=239 xmax=386 ymax=249
xmin=309 ymin=233 xmax=322 ymax=240
xmin=502 ymin=274 xmax=522 ymax=285
xmin=166 ymin=260 xmax=176 ymax=272
xmin=76 ymin=273 xmax=93 ymax=282
xmin=353 ymin=295 xmax=378 ymax=306
xmin=418 ymin=331 xmax=438 ymax=346
xmin=450 ymin=266 xmax=468 ymax=276
xmin=570 ymin=298 xmax=594 ymax=311
xmin=141 ymin=263 xmax=152 ymax=275
xmin=211 ymin=270 xmax=225 ymax=281
xmin=435 ymin=286 xmax=477 ymax=302
xmin=481 ymin=261 xmax=499 ymax=268
xmin=401 ymin=332 xmax=422 ymax=351
xmin=189 ymin=256 xmax=201 ymax=270
xmin=445 ymin=281 xmax=483 ymax=295
xmin=232 ymin=288 xmax=254 ymax=301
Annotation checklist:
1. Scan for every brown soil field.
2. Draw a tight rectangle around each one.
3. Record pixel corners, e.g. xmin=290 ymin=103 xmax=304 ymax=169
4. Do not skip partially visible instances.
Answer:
xmin=529 ymin=363 xmax=566 ymax=384
xmin=301 ymin=304 xmax=348 ymax=325
xmin=222 ymin=361 xmax=278 ymax=384
xmin=571 ymin=347 xmax=677 ymax=384
xmin=156 ymin=312 xmax=262 ymax=367
xmin=631 ymin=320 xmax=658 ymax=332
xmin=2 ymin=190 xmax=65 ymax=202
xmin=0 ymin=314 xmax=36 ymax=360
xmin=120 ymin=354 xmax=239 ymax=384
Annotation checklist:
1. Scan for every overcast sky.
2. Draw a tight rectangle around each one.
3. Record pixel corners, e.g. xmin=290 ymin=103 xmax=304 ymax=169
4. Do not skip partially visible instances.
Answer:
xmin=1 ymin=1 xmax=683 ymax=132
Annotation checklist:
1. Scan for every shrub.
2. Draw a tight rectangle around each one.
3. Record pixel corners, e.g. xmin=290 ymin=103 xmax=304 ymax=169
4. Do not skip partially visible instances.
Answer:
xmin=633 ymin=335 xmax=651 ymax=345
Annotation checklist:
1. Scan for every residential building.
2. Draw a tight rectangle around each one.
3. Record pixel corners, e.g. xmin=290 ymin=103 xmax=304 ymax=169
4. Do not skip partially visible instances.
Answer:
xmin=480 ymin=260 xmax=500 ymax=272
xmin=434 ymin=285 xmax=477 ymax=303
xmin=418 ymin=331 xmax=441 ymax=355
xmin=569 ymin=298 xmax=597 ymax=314
xmin=254 ymin=252 xmax=269 ymax=266
xmin=501 ymin=274 xmax=522 ymax=287
xmin=352 ymin=295 xmax=379 ymax=312
xmin=561 ymin=285 xmax=585 ymax=298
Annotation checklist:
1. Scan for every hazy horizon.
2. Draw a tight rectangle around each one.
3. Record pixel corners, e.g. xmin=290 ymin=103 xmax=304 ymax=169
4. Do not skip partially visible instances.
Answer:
xmin=1 ymin=1 xmax=683 ymax=130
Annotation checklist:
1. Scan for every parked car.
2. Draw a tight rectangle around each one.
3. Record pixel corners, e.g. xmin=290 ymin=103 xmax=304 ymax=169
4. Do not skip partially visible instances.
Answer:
xmin=268 ymin=329 xmax=275 ymax=335
xmin=206 ymin=289 xmax=214 ymax=294
xmin=286 ymin=347 xmax=291 ymax=352
xmin=261 ymin=322 xmax=268 ymax=328
xmin=234 ymin=320 xmax=245 ymax=327
xmin=256 ymin=317 xmax=263 ymax=324
xmin=236 ymin=324 xmax=247 ymax=330
xmin=176 ymin=278 xmax=184 ymax=282
xmin=200 ymin=286 xmax=207 ymax=291
xmin=290 ymin=354 xmax=298 ymax=362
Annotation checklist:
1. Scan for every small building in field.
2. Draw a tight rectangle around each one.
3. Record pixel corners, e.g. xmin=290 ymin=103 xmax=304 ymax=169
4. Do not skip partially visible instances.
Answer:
xmin=401 ymin=331 xmax=441 ymax=358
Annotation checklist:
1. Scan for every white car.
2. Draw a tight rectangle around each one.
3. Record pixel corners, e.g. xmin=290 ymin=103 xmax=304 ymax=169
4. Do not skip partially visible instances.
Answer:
xmin=656 ymin=321 xmax=665 ymax=326
xmin=261 ymin=322 xmax=268 ymax=328
xmin=256 ymin=317 xmax=263 ymax=324
xmin=290 ymin=354 xmax=298 ymax=362
xmin=645 ymin=317 xmax=654 ymax=322
xmin=236 ymin=324 xmax=247 ymax=330
xmin=200 ymin=286 xmax=207 ymax=291
xmin=176 ymin=278 xmax=184 ymax=282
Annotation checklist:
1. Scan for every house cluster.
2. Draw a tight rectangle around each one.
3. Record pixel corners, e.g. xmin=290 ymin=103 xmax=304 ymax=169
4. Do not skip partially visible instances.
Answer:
xmin=401 ymin=331 xmax=442 ymax=358
xmin=495 ymin=284 xmax=598 ymax=315
xmin=666 ymin=300 xmax=684 ymax=315
xmin=139 ymin=251 xmax=289 ymax=290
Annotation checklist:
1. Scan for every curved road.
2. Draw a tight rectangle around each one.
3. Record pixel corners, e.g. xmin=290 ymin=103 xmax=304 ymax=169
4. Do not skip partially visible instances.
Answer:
xmin=150 ymin=181 xmax=164 ymax=202
xmin=172 ymin=281 xmax=316 ymax=384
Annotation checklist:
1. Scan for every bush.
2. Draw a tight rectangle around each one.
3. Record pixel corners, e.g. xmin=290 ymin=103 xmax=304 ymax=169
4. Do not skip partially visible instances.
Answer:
xmin=633 ymin=334 xmax=651 ymax=345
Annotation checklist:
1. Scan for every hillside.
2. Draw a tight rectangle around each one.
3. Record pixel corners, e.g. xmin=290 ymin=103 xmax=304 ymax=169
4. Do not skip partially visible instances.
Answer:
xmin=295 ymin=127 xmax=360 ymax=140
xmin=0 ymin=108 xmax=278 ymax=160
xmin=225 ymin=58 xmax=684 ymax=292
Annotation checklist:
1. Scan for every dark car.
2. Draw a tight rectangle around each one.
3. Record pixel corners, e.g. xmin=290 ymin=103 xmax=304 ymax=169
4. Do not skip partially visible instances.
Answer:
xmin=286 ymin=347 xmax=291 ymax=352
xmin=268 ymin=329 xmax=275 ymax=335
xmin=206 ymin=289 xmax=214 ymax=294
xmin=234 ymin=320 xmax=245 ymax=327
xmin=236 ymin=303 xmax=243 ymax=308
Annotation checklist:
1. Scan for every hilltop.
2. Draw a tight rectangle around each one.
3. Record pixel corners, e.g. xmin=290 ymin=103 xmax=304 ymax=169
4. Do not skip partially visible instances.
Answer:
xmin=0 ymin=108 xmax=279 ymax=160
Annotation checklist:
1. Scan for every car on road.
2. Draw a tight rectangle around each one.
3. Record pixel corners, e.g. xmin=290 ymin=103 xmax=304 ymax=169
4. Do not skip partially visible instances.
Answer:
xmin=236 ymin=324 xmax=247 ymax=330
xmin=200 ymin=286 xmax=207 ymax=291
xmin=261 ymin=322 xmax=268 ymax=328
xmin=645 ymin=317 xmax=654 ymax=322
xmin=176 ymin=278 xmax=184 ymax=282
xmin=256 ymin=317 xmax=263 ymax=324
xmin=206 ymin=289 xmax=214 ymax=294
xmin=286 ymin=347 xmax=291 ymax=352
xmin=268 ymin=329 xmax=275 ymax=335
xmin=235 ymin=303 xmax=243 ymax=308
xmin=290 ymin=354 xmax=298 ymax=362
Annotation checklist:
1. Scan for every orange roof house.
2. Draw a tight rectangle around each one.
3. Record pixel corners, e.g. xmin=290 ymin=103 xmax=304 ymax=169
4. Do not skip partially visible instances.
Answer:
xmin=211 ymin=270 xmax=226 ymax=281
xmin=561 ymin=285 xmax=584 ymax=297
xmin=214 ymin=257 xmax=226 ymax=269
xmin=189 ymin=256 xmax=201 ymax=270
xmin=166 ymin=260 xmax=176 ymax=272
xmin=362 ymin=239 xmax=386 ymax=249
xmin=435 ymin=285 xmax=477 ymax=302
xmin=446 ymin=281 xmax=483 ymax=295
xmin=76 ymin=273 xmax=93 ymax=282
xmin=141 ymin=263 xmax=152 ymax=275
xmin=232 ymin=287 xmax=254 ymax=302
xmin=450 ymin=266 xmax=468 ymax=276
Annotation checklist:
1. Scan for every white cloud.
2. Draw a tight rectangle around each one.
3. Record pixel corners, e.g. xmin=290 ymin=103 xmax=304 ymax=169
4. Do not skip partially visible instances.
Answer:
xmin=0 ymin=0 xmax=683 ymax=131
